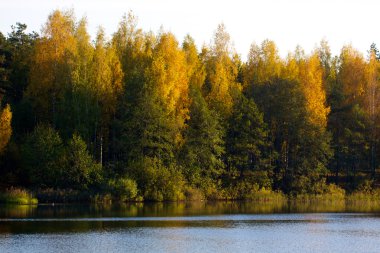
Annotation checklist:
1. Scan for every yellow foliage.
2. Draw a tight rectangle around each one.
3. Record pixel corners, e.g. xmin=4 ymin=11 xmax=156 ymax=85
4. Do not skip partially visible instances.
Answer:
xmin=112 ymin=11 xmax=152 ymax=76
xmin=299 ymin=53 xmax=330 ymax=128
xmin=283 ymin=54 xmax=299 ymax=80
xmin=365 ymin=50 xmax=380 ymax=118
xmin=207 ymin=58 xmax=234 ymax=111
xmin=0 ymin=104 xmax=12 ymax=154
xmin=147 ymin=32 xmax=190 ymax=129
xmin=72 ymin=17 xmax=93 ymax=90
xmin=204 ymin=24 xmax=239 ymax=117
xmin=27 ymin=9 xmax=77 ymax=119
xmin=245 ymin=40 xmax=283 ymax=85
xmin=183 ymin=35 xmax=206 ymax=89
xmin=283 ymin=49 xmax=330 ymax=128
xmin=338 ymin=45 xmax=367 ymax=105
xmin=91 ymin=28 xmax=124 ymax=120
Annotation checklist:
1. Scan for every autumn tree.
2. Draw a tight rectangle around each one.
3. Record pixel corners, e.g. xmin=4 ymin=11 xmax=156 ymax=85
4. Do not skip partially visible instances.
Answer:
xmin=328 ymin=46 xmax=370 ymax=181
xmin=298 ymin=52 xmax=330 ymax=128
xmin=203 ymin=24 xmax=239 ymax=119
xmin=4 ymin=8 xmax=380 ymax=197
xmin=244 ymin=40 xmax=282 ymax=88
xmin=182 ymin=35 xmax=206 ymax=89
xmin=89 ymin=27 xmax=123 ymax=164
xmin=365 ymin=47 xmax=380 ymax=175
xmin=338 ymin=45 xmax=367 ymax=106
xmin=112 ymin=11 xmax=153 ymax=104
xmin=316 ymin=40 xmax=332 ymax=94
xmin=111 ymin=13 xmax=154 ymax=162
xmin=0 ymin=104 xmax=12 ymax=154
xmin=27 ymin=10 xmax=77 ymax=125
xmin=145 ymin=32 xmax=189 ymax=140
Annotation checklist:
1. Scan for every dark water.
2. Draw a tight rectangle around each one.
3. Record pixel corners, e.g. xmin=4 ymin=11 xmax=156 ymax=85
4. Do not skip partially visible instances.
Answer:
xmin=1 ymin=202 xmax=380 ymax=253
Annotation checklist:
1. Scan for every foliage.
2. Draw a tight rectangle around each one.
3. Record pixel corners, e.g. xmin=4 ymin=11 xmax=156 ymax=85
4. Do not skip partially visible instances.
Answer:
xmin=21 ymin=124 xmax=65 ymax=188
xmin=179 ymin=86 xmax=225 ymax=187
xmin=2 ymin=9 xmax=380 ymax=201
xmin=0 ymin=104 xmax=12 ymax=154
xmin=203 ymin=24 xmax=239 ymax=119
xmin=107 ymin=177 xmax=138 ymax=201
xmin=226 ymin=88 xmax=273 ymax=185
xmin=65 ymin=133 xmax=102 ymax=189
xmin=0 ymin=187 xmax=38 ymax=204
xmin=129 ymin=157 xmax=185 ymax=201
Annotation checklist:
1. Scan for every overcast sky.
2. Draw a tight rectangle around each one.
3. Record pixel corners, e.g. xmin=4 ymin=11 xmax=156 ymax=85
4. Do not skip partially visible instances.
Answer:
xmin=1 ymin=0 xmax=379 ymax=60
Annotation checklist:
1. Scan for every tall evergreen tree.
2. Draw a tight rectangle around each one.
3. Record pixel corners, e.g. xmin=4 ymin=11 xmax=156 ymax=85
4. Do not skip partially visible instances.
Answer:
xmin=179 ymin=86 xmax=225 ymax=187
xmin=226 ymin=89 xmax=273 ymax=188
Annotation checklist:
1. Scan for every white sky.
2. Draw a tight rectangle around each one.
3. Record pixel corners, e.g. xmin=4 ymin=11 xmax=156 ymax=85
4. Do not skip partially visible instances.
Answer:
xmin=1 ymin=0 xmax=379 ymax=60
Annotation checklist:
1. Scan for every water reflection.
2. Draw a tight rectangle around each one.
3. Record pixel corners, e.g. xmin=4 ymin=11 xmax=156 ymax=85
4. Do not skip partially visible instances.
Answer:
xmin=1 ymin=200 xmax=380 ymax=219
xmin=1 ymin=202 xmax=380 ymax=253
xmin=0 ymin=201 xmax=380 ymax=234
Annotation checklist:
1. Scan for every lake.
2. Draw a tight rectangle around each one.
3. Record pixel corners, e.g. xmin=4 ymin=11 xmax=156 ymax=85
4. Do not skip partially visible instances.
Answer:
xmin=0 ymin=201 xmax=380 ymax=253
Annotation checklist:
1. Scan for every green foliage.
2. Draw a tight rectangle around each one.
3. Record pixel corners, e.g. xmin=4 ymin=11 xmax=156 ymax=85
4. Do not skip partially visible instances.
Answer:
xmin=22 ymin=124 xmax=65 ymax=188
xmin=183 ymin=187 xmax=205 ymax=201
xmin=124 ymin=89 xmax=177 ymax=165
xmin=0 ymin=23 xmax=37 ymax=105
xmin=226 ymin=88 xmax=273 ymax=185
xmin=0 ymin=187 xmax=38 ymax=205
xmin=251 ymin=78 xmax=332 ymax=194
xmin=292 ymin=183 xmax=346 ymax=202
xmin=179 ymin=86 xmax=225 ymax=187
xmin=2 ymin=10 xmax=380 ymax=202
xmin=129 ymin=157 xmax=185 ymax=201
xmin=107 ymin=177 xmax=138 ymax=201
xmin=64 ymin=133 xmax=102 ymax=189
xmin=329 ymin=103 xmax=370 ymax=178
xmin=22 ymin=126 xmax=101 ymax=190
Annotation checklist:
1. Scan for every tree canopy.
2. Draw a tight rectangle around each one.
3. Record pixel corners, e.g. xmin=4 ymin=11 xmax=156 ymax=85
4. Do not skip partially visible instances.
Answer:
xmin=1 ymin=9 xmax=380 ymax=200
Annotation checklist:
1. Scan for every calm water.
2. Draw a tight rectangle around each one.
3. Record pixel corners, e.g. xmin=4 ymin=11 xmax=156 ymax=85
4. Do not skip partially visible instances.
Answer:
xmin=0 ymin=202 xmax=380 ymax=253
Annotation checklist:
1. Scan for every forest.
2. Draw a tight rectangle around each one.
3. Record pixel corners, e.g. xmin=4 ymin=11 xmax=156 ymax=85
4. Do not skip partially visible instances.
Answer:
xmin=1 ymin=9 xmax=380 ymax=202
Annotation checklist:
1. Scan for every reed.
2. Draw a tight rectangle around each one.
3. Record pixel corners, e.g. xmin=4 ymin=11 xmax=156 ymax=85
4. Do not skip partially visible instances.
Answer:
xmin=0 ymin=187 xmax=38 ymax=205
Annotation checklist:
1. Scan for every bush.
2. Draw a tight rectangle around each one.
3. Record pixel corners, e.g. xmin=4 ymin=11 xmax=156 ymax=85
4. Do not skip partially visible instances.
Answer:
xmin=64 ymin=133 xmax=103 ymax=190
xmin=245 ymin=188 xmax=286 ymax=202
xmin=108 ymin=178 xmax=138 ymax=201
xmin=200 ymin=179 xmax=225 ymax=200
xmin=22 ymin=124 xmax=65 ymax=188
xmin=291 ymin=183 xmax=345 ymax=202
xmin=184 ymin=187 xmax=205 ymax=201
xmin=289 ymin=174 xmax=337 ymax=196
xmin=0 ymin=187 xmax=38 ymax=204
xmin=129 ymin=157 xmax=185 ymax=201
xmin=356 ymin=179 xmax=374 ymax=194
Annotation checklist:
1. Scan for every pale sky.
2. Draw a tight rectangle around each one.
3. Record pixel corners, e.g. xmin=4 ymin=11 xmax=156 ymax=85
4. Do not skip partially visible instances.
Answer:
xmin=1 ymin=0 xmax=379 ymax=60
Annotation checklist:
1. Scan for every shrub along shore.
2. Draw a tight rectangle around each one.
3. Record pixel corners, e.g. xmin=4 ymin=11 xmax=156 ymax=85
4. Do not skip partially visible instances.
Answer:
xmin=1 ymin=185 xmax=380 ymax=205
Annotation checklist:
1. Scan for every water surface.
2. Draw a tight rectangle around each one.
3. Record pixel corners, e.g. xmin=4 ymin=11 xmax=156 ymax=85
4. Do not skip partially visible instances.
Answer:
xmin=0 ymin=202 xmax=379 ymax=253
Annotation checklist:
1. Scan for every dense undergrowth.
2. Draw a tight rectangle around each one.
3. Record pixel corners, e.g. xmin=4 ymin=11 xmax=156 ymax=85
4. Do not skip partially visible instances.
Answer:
xmin=2 ymin=182 xmax=379 ymax=205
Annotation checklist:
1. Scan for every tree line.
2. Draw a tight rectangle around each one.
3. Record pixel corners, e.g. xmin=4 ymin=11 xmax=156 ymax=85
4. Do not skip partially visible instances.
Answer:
xmin=0 ymin=10 xmax=379 ymax=200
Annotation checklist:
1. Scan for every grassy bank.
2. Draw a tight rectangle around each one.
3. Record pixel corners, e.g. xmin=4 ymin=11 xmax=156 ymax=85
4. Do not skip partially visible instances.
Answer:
xmin=0 ymin=188 xmax=38 ymax=205
xmin=2 ymin=184 xmax=380 ymax=205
